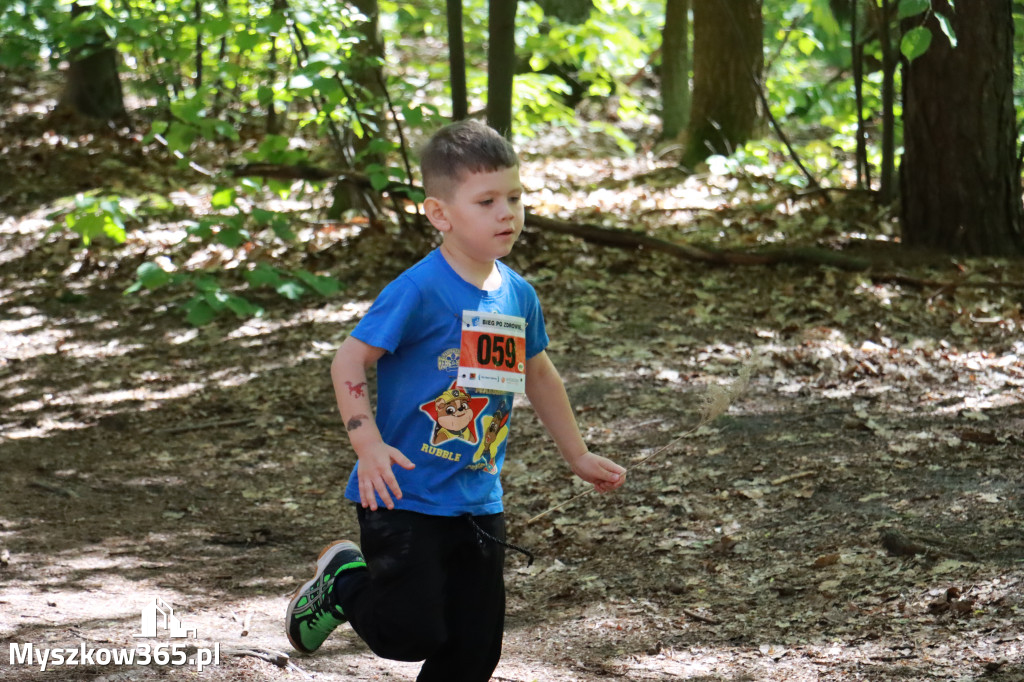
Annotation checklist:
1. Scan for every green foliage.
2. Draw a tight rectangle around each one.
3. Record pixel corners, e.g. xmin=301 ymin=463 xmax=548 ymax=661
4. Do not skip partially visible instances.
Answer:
xmin=40 ymin=183 xmax=343 ymax=326
xmin=5 ymin=0 xmax=363 ymax=325
xmin=54 ymin=193 xmax=135 ymax=246
xmin=897 ymin=0 xmax=929 ymax=19
xmin=895 ymin=0 xmax=941 ymax=60
xmin=760 ymin=0 xmax=919 ymax=189
xmin=44 ymin=188 xmax=341 ymax=327
xmin=374 ymin=0 xmax=662 ymax=148
xmin=180 ymin=275 xmax=265 ymax=327
xmin=126 ymin=253 xmax=344 ymax=327
xmin=900 ymin=26 xmax=932 ymax=62
xmin=246 ymin=263 xmax=343 ymax=298
xmin=514 ymin=0 xmax=659 ymax=147
xmin=0 ymin=0 xmax=62 ymax=68
xmin=6 ymin=0 xmax=661 ymax=161
xmin=11 ymin=0 xmax=1023 ymax=323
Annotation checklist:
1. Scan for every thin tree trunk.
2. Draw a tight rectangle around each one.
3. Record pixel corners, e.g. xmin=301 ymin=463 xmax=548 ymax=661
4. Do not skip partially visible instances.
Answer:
xmin=660 ymin=0 xmax=690 ymax=140
xmin=266 ymin=0 xmax=286 ymax=133
xmin=194 ymin=0 xmax=203 ymax=88
xmin=877 ymin=0 xmax=896 ymax=203
xmin=851 ymin=0 xmax=869 ymax=188
xmin=486 ymin=0 xmax=518 ymax=137
xmin=329 ymin=0 xmax=385 ymax=221
xmin=447 ymin=0 xmax=468 ymax=121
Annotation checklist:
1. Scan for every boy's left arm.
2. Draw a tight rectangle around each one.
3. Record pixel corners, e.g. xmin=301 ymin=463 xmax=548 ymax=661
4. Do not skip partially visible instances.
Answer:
xmin=525 ymin=350 xmax=626 ymax=493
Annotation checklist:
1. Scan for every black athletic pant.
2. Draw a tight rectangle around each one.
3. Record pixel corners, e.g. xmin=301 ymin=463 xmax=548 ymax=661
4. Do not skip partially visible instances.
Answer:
xmin=333 ymin=507 xmax=506 ymax=682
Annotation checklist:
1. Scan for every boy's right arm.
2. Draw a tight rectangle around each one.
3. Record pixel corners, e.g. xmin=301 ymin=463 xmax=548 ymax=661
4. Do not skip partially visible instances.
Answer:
xmin=331 ymin=336 xmax=415 ymax=511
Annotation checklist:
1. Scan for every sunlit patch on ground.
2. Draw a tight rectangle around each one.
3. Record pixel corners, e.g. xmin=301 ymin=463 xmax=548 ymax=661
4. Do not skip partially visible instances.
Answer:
xmin=2 ymin=81 xmax=1022 ymax=682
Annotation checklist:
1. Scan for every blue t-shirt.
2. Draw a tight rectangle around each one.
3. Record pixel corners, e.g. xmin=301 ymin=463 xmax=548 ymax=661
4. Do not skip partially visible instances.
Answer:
xmin=344 ymin=248 xmax=549 ymax=516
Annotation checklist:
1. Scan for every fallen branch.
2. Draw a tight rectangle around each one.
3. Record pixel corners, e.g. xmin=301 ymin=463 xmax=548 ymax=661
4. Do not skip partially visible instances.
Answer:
xmin=222 ymin=646 xmax=311 ymax=678
xmin=30 ymin=479 xmax=80 ymax=498
xmin=681 ymin=608 xmax=721 ymax=625
xmin=879 ymin=529 xmax=934 ymax=558
xmin=527 ymin=214 xmax=1024 ymax=291
xmin=223 ymin=166 xmax=1024 ymax=290
xmin=525 ymin=212 xmax=873 ymax=271
xmin=878 ymin=528 xmax=977 ymax=562
xmin=223 ymin=164 xmax=850 ymax=268
xmin=770 ymin=471 xmax=816 ymax=486
xmin=228 ymin=162 xmax=336 ymax=181
xmin=151 ymin=133 xmax=215 ymax=177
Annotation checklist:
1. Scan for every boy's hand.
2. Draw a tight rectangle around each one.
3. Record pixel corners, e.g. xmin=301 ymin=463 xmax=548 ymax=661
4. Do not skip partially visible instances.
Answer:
xmin=356 ymin=442 xmax=415 ymax=511
xmin=570 ymin=452 xmax=626 ymax=493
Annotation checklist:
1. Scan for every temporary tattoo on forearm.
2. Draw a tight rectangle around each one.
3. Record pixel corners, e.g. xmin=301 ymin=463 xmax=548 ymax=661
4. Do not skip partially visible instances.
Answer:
xmin=347 ymin=414 xmax=370 ymax=431
xmin=344 ymin=380 xmax=368 ymax=398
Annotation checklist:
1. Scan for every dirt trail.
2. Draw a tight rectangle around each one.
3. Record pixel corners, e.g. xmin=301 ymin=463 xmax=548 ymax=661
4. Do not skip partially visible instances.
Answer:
xmin=2 ymin=130 xmax=1023 ymax=680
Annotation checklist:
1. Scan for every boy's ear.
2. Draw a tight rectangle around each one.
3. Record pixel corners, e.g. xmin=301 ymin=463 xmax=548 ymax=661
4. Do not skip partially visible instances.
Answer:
xmin=423 ymin=197 xmax=451 ymax=233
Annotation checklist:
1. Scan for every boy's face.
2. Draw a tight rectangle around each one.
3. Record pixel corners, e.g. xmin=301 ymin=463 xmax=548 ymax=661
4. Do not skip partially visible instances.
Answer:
xmin=426 ymin=166 xmax=524 ymax=263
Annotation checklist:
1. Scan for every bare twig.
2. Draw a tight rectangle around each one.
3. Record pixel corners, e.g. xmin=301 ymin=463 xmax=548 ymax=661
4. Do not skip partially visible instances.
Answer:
xmin=223 ymin=646 xmax=312 ymax=678
xmin=770 ymin=471 xmax=816 ymax=486
xmin=29 ymin=479 xmax=80 ymax=498
xmin=376 ymin=69 xmax=420 ymax=225
xmin=681 ymin=608 xmax=721 ymax=625
xmin=150 ymin=133 xmax=216 ymax=177
xmin=240 ymin=611 xmax=253 ymax=637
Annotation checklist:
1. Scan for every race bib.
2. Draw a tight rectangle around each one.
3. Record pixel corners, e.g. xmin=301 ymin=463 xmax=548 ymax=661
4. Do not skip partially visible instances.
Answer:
xmin=458 ymin=311 xmax=527 ymax=393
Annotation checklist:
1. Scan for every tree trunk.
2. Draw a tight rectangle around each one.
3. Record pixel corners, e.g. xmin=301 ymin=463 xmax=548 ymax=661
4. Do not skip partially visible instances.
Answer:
xmin=682 ymin=0 xmax=762 ymax=168
xmin=194 ymin=0 xmax=204 ymax=88
xmin=850 ymin=0 xmax=869 ymax=188
xmin=486 ymin=0 xmax=518 ymax=138
xmin=877 ymin=0 xmax=896 ymax=204
xmin=447 ymin=0 xmax=468 ymax=120
xmin=660 ymin=0 xmax=690 ymax=140
xmin=329 ymin=0 xmax=385 ymax=221
xmin=900 ymin=0 xmax=1023 ymax=256
xmin=60 ymin=3 xmax=127 ymax=122
xmin=266 ymin=0 xmax=286 ymax=133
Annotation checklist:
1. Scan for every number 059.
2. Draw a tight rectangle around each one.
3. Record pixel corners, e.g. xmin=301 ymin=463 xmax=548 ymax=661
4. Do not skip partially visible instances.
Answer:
xmin=476 ymin=334 xmax=517 ymax=369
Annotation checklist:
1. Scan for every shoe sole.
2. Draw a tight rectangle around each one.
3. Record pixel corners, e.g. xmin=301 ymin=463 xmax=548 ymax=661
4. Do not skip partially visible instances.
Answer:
xmin=285 ymin=540 xmax=358 ymax=653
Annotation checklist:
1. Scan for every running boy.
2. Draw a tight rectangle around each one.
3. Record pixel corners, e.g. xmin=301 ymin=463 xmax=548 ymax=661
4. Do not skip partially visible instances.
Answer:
xmin=285 ymin=119 xmax=626 ymax=681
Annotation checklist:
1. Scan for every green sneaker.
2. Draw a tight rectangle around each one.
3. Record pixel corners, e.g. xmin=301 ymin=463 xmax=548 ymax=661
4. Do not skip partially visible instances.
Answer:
xmin=285 ymin=540 xmax=366 ymax=654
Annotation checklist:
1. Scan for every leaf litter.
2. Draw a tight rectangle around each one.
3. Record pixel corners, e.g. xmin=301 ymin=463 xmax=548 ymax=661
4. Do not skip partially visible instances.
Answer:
xmin=1 ymin=93 xmax=1023 ymax=681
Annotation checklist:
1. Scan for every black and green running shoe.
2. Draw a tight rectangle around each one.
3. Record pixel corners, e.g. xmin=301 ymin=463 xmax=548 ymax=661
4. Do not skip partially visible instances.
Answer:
xmin=285 ymin=540 xmax=366 ymax=654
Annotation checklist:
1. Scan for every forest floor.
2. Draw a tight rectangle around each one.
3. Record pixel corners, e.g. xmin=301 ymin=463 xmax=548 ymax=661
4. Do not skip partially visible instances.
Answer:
xmin=2 ymin=82 xmax=1024 ymax=681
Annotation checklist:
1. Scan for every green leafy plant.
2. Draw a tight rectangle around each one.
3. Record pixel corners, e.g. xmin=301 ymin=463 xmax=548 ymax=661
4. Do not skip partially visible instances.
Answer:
xmin=515 ymin=0 xmax=659 ymax=147
xmin=127 ymin=260 xmax=343 ymax=326
xmin=55 ymin=194 xmax=136 ymax=246
xmin=125 ymin=264 xmax=260 ymax=326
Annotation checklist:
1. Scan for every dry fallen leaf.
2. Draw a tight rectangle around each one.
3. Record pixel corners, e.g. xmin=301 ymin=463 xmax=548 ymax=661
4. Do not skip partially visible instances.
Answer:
xmin=812 ymin=553 xmax=841 ymax=568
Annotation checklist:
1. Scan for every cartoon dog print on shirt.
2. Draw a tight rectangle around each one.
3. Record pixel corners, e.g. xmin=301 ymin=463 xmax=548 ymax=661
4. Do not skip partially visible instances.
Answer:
xmin=468 ymin=401 xmax=509 ymax=474
xmin=420 ymin=383 xmax=489 ymax=446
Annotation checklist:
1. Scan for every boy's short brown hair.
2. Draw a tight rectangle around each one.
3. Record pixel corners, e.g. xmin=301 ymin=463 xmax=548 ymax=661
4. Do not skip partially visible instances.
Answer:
xmin=420 ymin=120 xmax=519 ymax=199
